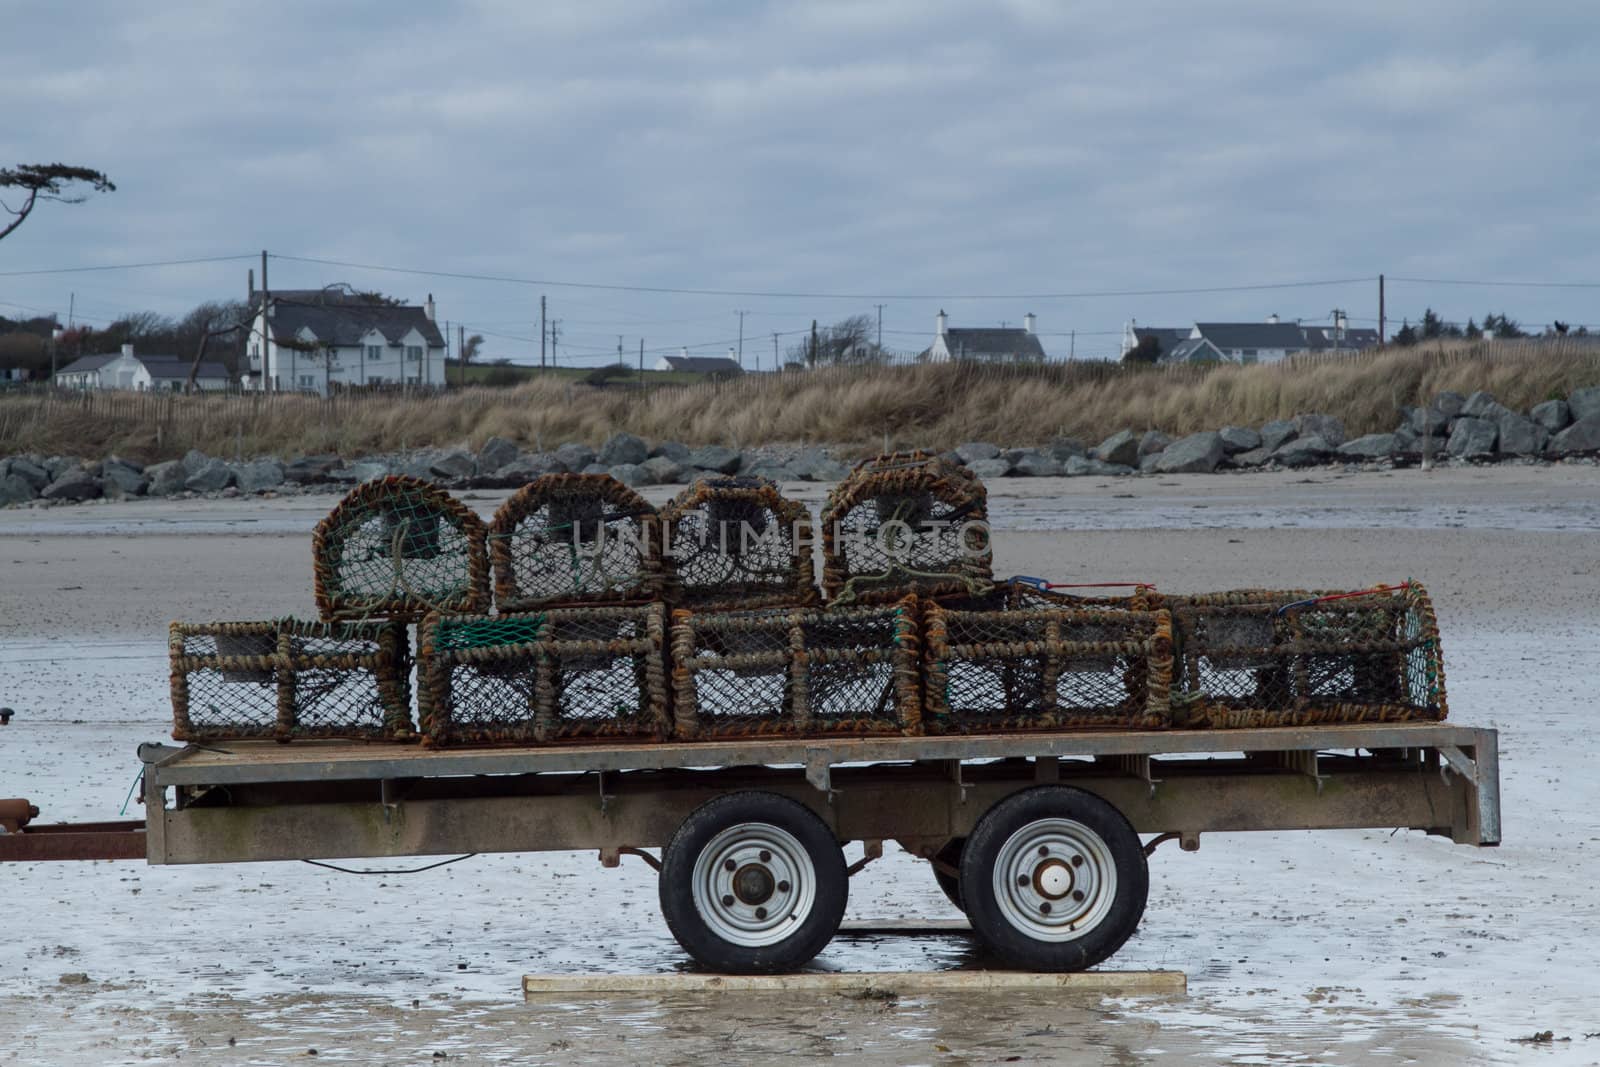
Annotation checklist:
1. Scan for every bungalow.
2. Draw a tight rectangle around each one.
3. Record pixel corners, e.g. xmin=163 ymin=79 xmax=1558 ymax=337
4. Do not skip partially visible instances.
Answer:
xmin=244 ymin=288 xmax=447 ymax=394
xmin=54 ymin=344 xmax=230 ymax=391
xmin=654 ymin=352 xmax=744 ymax=376
xmin=923 ymin=310 xmax=1048 ymax=363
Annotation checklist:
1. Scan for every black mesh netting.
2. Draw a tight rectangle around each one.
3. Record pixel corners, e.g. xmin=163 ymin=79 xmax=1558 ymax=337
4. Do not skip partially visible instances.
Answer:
xmin=821 ymin=451 xmax=992 ymax=606
xmin=660 ymin=476 xmax=818 ymax=610
xmin=418 ymin=604 xmax=669 ymax=745
xmin=169 ymin=619 xmax=413 ymax=742
xmin=312 ymin=475 xmax=489 ymax=621
xmin=670 ymin=598 xmax=920 ymax=738
xmin=489 ymin=474 xmax=664 ymax=611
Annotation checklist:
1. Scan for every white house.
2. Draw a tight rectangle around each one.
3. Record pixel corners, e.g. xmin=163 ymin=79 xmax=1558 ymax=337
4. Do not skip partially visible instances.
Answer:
xmin=922 ymin=310 xmax=1047 ymax=363
xmin=54 ymin=344 xmax=230 ymax=391
xmin=244 ymin=289 xmax=447 ymax=394
xmin=1123 ymin=316 xmax=1383 ymax=364
xmin=654 ymin=349 xmax=743 ymax=376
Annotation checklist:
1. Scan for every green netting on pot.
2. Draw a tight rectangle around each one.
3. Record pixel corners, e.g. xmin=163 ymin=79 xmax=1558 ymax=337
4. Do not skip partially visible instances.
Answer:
xmin=488 ymin=474 xmax=665 ymax=611
xmin=418 ymin=603 xmax=668 ymax=746
xmin=669 ymin=597 xmax=920 ymax=739
xmin=820 ymin=451 xmax=991 ymax=607
xmin=659 ymin=476 xmax=818 ymax=611
xmin=312 ymin=475 xmax=489 ymax=621
xmin=923 ymin=599 xmax=1173 ymax=734
xmin=169 ymin=619 xmax=413 ymax=742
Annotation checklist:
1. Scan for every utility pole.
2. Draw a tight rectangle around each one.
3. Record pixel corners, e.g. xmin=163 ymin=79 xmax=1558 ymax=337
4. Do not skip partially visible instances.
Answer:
xmin=618 ymin=335 xmax=625 ymax=366
xmin=550 ymin=320 xmax=560 ymax=367
xmin=874 ymin=303 xmax=885 ymax=354
xmin=1378 ymin=274 xmax=1386 ymax=345
xmin=735 ymin=310 xmax=748 ymax=369
xmin=772 ymin=332 xmax=778 ymax=373
xmin=810 ymin=319 xmax=819 ymax=368
xmin=638 ymin=337 xmax=645 ymax=390
xmin=458 ymin=323 xmax=466 ymax=388
xmin=1070 ymin=330 xmax=1076 ymax=360
xmin=540 ymin=295 xmax=547 ymax=369
xmin=258 ymin=250 xmax=269 ymax=391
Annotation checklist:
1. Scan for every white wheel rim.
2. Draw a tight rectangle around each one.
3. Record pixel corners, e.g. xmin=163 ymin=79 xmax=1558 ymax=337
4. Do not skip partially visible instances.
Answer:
xmin=691 ymin=822 xmax=818 ymax=948
xmin=990 ymin=817 xmax=1117 ymax=942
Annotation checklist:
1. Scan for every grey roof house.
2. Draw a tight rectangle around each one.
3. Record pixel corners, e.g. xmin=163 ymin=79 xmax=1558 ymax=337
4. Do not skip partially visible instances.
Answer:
xmin=245 ymin=288 xmax=447 ymax=394
xmin=923 ymin=310 xmax=1048 ymax=362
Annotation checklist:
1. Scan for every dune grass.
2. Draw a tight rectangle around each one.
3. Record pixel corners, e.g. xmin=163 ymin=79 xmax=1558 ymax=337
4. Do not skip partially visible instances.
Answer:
xmin=3 ymin=340 xmax=1596 ymax=464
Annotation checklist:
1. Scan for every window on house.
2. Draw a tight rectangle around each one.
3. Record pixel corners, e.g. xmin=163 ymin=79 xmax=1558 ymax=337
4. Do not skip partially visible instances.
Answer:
xmin=365 ymin=345 xmax=381 ymax=361
xmin=299 ymin=375 xmax=316 ymax=389
xmin=406 ymin=345 xmax=423 ymax=362
xmin=407 ymin=375 xmax=419 ymax=385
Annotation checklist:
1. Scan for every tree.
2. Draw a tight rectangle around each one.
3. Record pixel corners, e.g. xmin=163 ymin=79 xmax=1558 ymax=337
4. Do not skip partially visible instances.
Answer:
xmin=1393 ymin=320 xmax=1418 ymax=346
xmin=1464 ymin=318 xmax=1481 ymax=339
xmin=1121 ymin=335 xmax=1163 ymax=365
xmin=785 ymin=314 xmax=886 ymax=367
xmin=0 ymin=163 xmax=114 ymax=242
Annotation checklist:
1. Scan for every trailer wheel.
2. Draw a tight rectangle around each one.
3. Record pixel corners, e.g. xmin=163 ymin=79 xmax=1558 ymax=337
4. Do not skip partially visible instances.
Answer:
xmin=659 ymin=791 xmax=847 ymax=974
xmin=959 ymin=786 xmax=1147 ymax=972
xmin=931 ymin=837 xmax=966 ymax=911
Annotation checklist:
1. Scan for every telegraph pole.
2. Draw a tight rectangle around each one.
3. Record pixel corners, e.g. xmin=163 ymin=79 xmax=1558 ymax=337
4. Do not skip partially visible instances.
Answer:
xmin=618 ymin=335 xmax=625 ymax=366
xmin=874 ymin=303 xmax=885 ymax=353
xmin=771 ymin=332 xmax=778 ymax=373
xmin=550 ymin=320 xmax=560 ymax=367
xmin=1378 ymin=274 xmax=1386 ymax=345
xmin=458 ymin=323 xmax=465 ymax=388
xmin=540 ymin=295 xmax=547 ymax=369
xmin=639 ymin=337 xmax=645 ymax=390
xmin=258 ymin=251 xmax=269 ymax=391
xmin=1070 ymin=330 xmax=1076 ymax=360
xmin=735 ymin=310 xmax=748 ymax=369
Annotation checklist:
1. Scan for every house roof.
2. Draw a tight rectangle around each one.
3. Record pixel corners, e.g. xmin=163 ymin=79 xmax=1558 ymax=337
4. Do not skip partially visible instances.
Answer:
xmin=942 ymin=327 xmax=1047 ymax=361
xmin=265 ymin=297 xmax=445 ymax=348
xmin=1193 ymin=322 xmax=1309 ymax=351
xmin=1163 ymin=337 xmax=1227 ymax=363
xmin=1131 ymin=326 xmax=1190 ymax=352
xmin=1303 ymin=326 xmax=1380 ymax=351
xmin=660 ymin=355 xmax=743 ymax=374
xmin=55 ymin=354 xmax=115 ymax=376
xmin=147 ymin=361 xmax=230 ymax=381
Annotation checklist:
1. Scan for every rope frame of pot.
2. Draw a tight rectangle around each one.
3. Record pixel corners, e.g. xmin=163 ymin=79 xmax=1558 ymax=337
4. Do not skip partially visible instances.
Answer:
xmin=658 ymin=475 xmax=819 ymax=611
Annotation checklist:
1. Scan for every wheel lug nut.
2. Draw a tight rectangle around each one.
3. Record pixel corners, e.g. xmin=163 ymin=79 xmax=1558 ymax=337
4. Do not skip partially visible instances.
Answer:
xmin=777 ymin=880 xmax=790 ymax=893
xmin=759 ymin=850 xmax=772 ymax=863
xmin=721 ymin=894 xmax=734 ymax=907
xmin=1017 ymin=874 xmax=1029 ymax=887
xmin=1040 ymin=902 xmax=1052 ymax=915
xmin=755 ymin=907 xmax=768 ymax=920
xmin=1072 ymin=890 xmax=1084 ymax=902
xmin=1071 ymin=854 xmax=1083 ymax=868
xmin=724 ymin=859 xmax=737 ymax=872
xmin=1037 ymin=845 xmax=1049 ymax=857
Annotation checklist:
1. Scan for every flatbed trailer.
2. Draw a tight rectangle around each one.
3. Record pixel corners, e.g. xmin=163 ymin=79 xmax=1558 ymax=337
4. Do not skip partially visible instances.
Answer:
xmin=3 ymin=721 xmax=1499 ymax=973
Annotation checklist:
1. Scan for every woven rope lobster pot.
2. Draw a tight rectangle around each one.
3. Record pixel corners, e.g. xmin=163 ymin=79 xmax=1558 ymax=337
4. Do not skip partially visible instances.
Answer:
xmin=1155 ymin=583 xmax=1448 ymax=728
xmin=488 ymin=474 xmax=665 ymax=612
xmin=417 ymin=603 xmax=669 ymax=746
xmin=659 ymin=475 xmax=819 ymax=612
xmin=922 ymin=596 xmax=1173 ymax=735
xmin=169 ymin=619 xmax=413 ymax=742
xmin=670 ymin=596 xmax=921 ymax=740
xmin=820 ymin=451 xmax=992 ymax=607
xmin=312 ymin=475 xmax=490 ymax=622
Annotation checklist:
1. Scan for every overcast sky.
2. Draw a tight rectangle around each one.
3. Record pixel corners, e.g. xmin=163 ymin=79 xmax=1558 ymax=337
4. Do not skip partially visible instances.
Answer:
xmin=4 ymin=1 xmax=1599 ymax=364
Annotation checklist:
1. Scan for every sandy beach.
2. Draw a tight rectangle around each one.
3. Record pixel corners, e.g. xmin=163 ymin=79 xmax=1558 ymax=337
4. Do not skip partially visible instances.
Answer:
xmin=2 ymin=465 xmax=1598 ymax=1064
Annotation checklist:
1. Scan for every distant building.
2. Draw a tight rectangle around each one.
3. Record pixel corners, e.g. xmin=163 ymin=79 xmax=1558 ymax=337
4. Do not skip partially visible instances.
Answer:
xmin=923 ymin=310 xmax=1047 ymax=363
xmin=244 ymin=288 xmax=447 ymax=394
xmin=1122 ymin=315 xmax=1381 ymax=365
xmin=654 ymin=350 xmax=744 ymax=376
xmin=54 ymin=344 xmax=230 ymax=391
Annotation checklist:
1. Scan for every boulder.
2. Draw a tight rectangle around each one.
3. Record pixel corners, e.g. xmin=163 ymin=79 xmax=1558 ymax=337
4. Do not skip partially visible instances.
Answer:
xmin=1445 ymin=417 xmax=1498 ymax=457
xmin=235 ymin=458 xmax=287 ymax=493
xmin=688 ymin=445 xmax=743 ymax=474
xmin=43 ymin=456 xmax=76 ymax=481
xmin=1293 ymin=413 xmax=1346 ymax=448
xmin=1410 ymin=406 xmax=1450 ymax=436
xmin=0 ymin=473 xmax=37 ymax=506
xmin=1138 ymin=453 xmax=1162 ymax=473
xmin=491 ymin=453 xmax=561 ymax=486
xmin=1530 ymin=399 xmax=1571 ymax=433
xmin=1045 ymin=437 xmax=1086 ymax=462
xmin=41 ymin=467 xmax=102 ymax=502
xmin=329 ymin=460 xmax=387 ymax=485
xmin=1431 ymin=391 xmax=1467 ymax=420
xmin=1460 ymin=391 xmax=1500 ymax=418
xmin=966 ymin=458 xmax=1014 ymax=480
xmin=1230 ymin=446 xmax=1274 ymax=468
xmin=554 ymin=442 xmax=597 ymax=472
xmin=581 ymin=463 xmax=610 ymax=475
xmin=641 ymin=455 xmax=689 ymax=484
xmin=1567 ymin=386 xmax=1600 ymax=423
xmin=955 ymin=442 xmax=1003 ymax=464
xmin=428 ymin=449 xmax=476 ymax=481
xmin=1011 ymin=450 xmax=1065 ymax=477
xmin=1496 ymin=414 xmax=1548 ymax=457
xmin=476 ymin=436 xmax=520 ymax=473
xmin=1271 ymin=435 xmax=1334 ymax=467
xmin=104 ymin=455 xmax=144 ymax=474
xmin=146 ymin=460 xmax=188 ymax=497
xmin=742 ymin=462 xmax=798 ymax=483
xmin=1392 ymin=428 xmax=1421 ymax=455
xmin=1064 ymin=455 xmax=1133 ymax=477
xmin=1260 ymin=419 xmax=1298 ymax=452
xmin=184 ymin=458 xmax=235 ymax=493
xmin=181 ymin=448 xmax=212 ymax=475
xmin=649 ymin=440 xmax=691 ymax=463
xmin=1336 ymin=433 xmax=1400 ymax=459
xmin=1548 ymin=413 xmax=1600 ymax=454
xmin=608 ymin=463 xmax=648 ymax=487
xmin=789 ymin=448 xmax=847 ymax=482
xmin=7 ymin=457 xmax=48 ymax=491
xmin=284 ymin=454 xmax=342 ymax=484
xmin=1092 ymin=430 xmax=1140 ymax=467
xmin=100 ymin=461 xmax=149 ymax=497
xmin=1218 ymin=426 xmax=1261 ymax=454
xmin=598 ymin=432 xmax=649 ymax=467
xmin=1137 ymin=430 xmax=1172 ymax=457
xmin=1153 ymin=431 xmax=1225 ymax=474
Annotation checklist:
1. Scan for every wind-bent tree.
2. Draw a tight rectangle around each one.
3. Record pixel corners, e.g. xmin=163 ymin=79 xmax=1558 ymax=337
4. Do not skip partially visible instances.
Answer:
xmin=0 ymin=163 xmax=115 ymax=242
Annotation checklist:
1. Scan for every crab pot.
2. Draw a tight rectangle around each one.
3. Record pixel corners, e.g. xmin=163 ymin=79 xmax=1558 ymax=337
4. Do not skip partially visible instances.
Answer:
xmin=548 ymin=493 xmax=607 ymax=544
xmin=380 ymin=509 xmax=442 ymax=559
xmin=670 ymin=597 xmax=920 ymax=739
xmin=659 ymin=476 xmax=817 ymax=611
xmin=418 ymin=604 xmax=669 ymax=746
xmin=215 ymin=631 xmax=278 ymax=684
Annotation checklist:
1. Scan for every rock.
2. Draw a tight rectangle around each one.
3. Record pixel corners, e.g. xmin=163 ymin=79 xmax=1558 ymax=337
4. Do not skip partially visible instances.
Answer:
xmin=1496 ymin=414 xmax=1548 ymax=457
xmin=742 ymin=462 xmax=798 ymax=482
xmin=1567 ymin=386 xmax=1600 ymax=423
xmin=1230 ymin=446 xmax=1273 ymax=468
xmin=1218 ymin=426 xmax=1261 ymax=454
xmin=966 ymin=458 xmax=1014 ymax=480
xmin=1445 ymin=417 xmax=1498 ymax=457
xmin=1271 ymin=435 xmax=1334 ymax=467
xmin=1530 ymin=399 xmax=1571 ymax=433
xmin=641 ymin=455 xmax=688 ymax=484
xmin=1431 ymin=391 xmax=1467 ymax=420
xmin=491 ymin=453 xmax=560 ymax=486
xmin=789 ymin=448 xmax=847 ymax=482
xmin=955 ymin=442 xmax=1003 ymax=464
xmin=1064 ymin=455 xmax=1133 ymax=476
xmin=284 ymin=454 xmax=342 ymax=484
xmin=1410 ymin=406 xmax=1450 ymax=436
xmin=1260 ymin=419 xmax=1298 ymax=452
xmin=184 ymin=458 xmax=235 ymax=493
xmin=1292 ymin=413 xmax=1346 ymax=448
xmin=100 ymin=462 xmax=149 ymax=496
xmin=1092 ymin=430 xmax=1140 ymax=467
xmin=608 ymin=463 xmax=648 ymax=487
xmin=146 ymin=460 xmax=188 ymax=496
xmin=1153 ymin=431 xmax=1225 ymax=474
xmin=1337 ymin=433 xmax=1400 ymax=459
xmin=1548 ymin=413 xmax=1600 ymax=454
xmin=581 ymin=463 xmax=609 ymax=475
xmin=235 ymin=458 xmax=287 ymax=493
xmin=649 ymin=441 xmax=690 ymax=463
xmin=7 ymin=457 xmax=48 ymax=491
xmin=428 ymin=449 xmax=476 ymax=481
xmin=0 ymin=473 xmax=37 ymax=506
xmin=1392 ymin=427 xmax=1421 ymax=454
xmin=329 ymin=460 xmax=387 ymax=485
xmin=42 ymin=467 xmax=102 ymax=501
xmin=43 ymin=456 xmax=75 ymax=480
xmin=554 ymin=442 xmax=597 ymax=472
xmin=688 ymin=445 xmax=742 ymax=474
xmin=1138 ymin=453 xmax=1162 ymax=473
xmin=477 ymin=436 xmax=520 ymax=473
xmin=1138 ymin=431 xmax=1172 ymax=457
xmin=598 ymin=432 xmax=649 ymax=467
xmin=1461 ymin=391 xmax=1512 ymax=422
xmin=1011 ymin=450 xmax=1065 ymax=477
xmin=105 ymin=455 xmax=144 ymax=474
xmin=181 ymin=448 xmax=211 ymax=475
xmin=1045 ymin=437 xmax=1086 ymax=462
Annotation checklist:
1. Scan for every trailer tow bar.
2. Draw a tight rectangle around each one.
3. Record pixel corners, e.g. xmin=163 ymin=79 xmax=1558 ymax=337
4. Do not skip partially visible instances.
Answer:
xmin=1144 ymin=832 xmax=1201 ymax=857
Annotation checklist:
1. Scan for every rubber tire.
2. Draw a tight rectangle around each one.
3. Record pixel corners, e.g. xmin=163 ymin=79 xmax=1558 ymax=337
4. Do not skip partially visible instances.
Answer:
xmin=659 ymin=791 xmax=848 ymax=974
xmin=958 ymin=786 xmax=1148 ymax=972
xmin=932 ymin=837 xmax=966 ymax=911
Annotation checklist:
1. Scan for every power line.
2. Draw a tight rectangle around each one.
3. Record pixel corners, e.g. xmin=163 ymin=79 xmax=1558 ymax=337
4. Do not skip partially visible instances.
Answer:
xmin=0 ymin=253 xmax=254 ymax=278
xmin=1389 ymin=276 xmax=1600 ymax=289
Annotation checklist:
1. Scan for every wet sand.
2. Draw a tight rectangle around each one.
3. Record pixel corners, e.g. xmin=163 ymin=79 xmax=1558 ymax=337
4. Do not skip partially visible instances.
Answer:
xmin=2 ymin=467 xmax=1598 ymax=1064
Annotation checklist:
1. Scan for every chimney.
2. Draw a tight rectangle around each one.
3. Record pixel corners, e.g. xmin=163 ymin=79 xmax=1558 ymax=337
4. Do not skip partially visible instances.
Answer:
xmin=936 ymin=309 xmax=948 ymax=336
xmin=424 ymin=293 xmax=436 ymax=322
xmin=1336 ymin=313 xmax=1348 ymax=332
xmin=1023 ymin=312 xmax=1036 ymax=334
xmin=1267 ymin=313 xmax=1279 ymax=324
xmin=681 ymin=346 xmax=689 ymax=359
xmin=247 ymin=268 xmax=255 ymax=304
xmin=121 ymin=343 xmax=134 ymax=359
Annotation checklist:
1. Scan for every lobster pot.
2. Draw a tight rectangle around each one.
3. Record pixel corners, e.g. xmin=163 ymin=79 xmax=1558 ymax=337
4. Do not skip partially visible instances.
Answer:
xmin=923 ymin=600 xmax=1174 ymax=734
xmin=418 ymin=604 xmax=669 ymax=746
xmin=670 ymin=598 xmax=920 ymax=739
xmin=1161 ymin=585 xmax=1448 ymax=728
xmin=489 ymin=474 xmax=665 ymax=612
xmin=170 ymin=619 xmax=413 ymax=742
xmin=660 ymin=476 xmax=818 ymax=611
xmin=312 ymin=475 xmax=490 ymax=621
